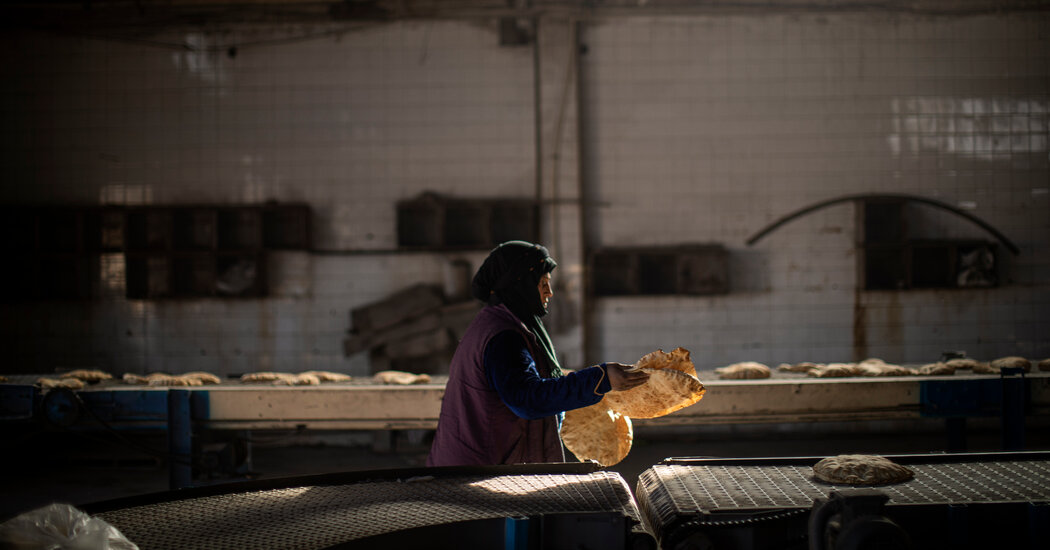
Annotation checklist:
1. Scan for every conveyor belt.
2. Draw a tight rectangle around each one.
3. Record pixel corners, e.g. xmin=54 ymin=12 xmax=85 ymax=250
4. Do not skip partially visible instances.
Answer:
xmin=88 ymin=464 xmax=644 ymax=550
xmin=639 ymin=454 xmax=1050 ymax=514
xmin=5 ymin=371 xmax=1048 ymax=429
xmin=636 ymin=452 xmax=1050 ymax=550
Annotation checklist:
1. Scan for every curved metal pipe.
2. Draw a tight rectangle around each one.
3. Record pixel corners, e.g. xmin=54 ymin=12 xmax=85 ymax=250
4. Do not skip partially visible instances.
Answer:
xmin=745 ymin=193 xmax=1020 ymax=255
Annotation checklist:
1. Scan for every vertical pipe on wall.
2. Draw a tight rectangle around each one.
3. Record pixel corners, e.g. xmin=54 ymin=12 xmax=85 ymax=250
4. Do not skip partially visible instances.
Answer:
xmin=572 ymin=19 xmax=592 ymax=366
xmin=532 ymin=16 xmax=545 ymax=241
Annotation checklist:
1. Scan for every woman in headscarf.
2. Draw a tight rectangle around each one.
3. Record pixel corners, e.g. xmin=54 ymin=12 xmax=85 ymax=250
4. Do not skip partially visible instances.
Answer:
xmin=427 ymin=241 xmax=649 ymax=466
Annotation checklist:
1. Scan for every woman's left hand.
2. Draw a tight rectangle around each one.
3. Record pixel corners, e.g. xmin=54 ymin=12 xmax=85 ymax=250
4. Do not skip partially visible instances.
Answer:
xmin=605 ymin=362 xmax=650 ymax=391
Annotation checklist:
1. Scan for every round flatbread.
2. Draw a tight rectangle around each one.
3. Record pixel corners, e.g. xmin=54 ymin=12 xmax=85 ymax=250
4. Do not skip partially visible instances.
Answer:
xmin=603 ymin=348 xmax=706 ymax=419
xmin=561 ymin=402 xmax=633 ymax=467
xmin=917 ymin=362 xmax=954 ymax=376
xmin=813 ymin=454 xmax=914 ymax=485
xmin=303 ymin=370 xmax=352 ymax=382
xmin=60 ymin=369 xmax=112 ymax=383
xmin=945 ymin=358 xmax=979 ymax=370
xmin=38 ymin=377 xmax=85 ymax=390
xmin=990 ymin=356 xmax=1031 ymax=372
xmin=183 ymin=371 xmax=222 ymax=385
xmin=972 ymin=362 xmax=997 ymax=374
xmin=715 ymin=362 xmax=771 ymax=380
xmin=1039 ymin=358 xmax=1050 ymax=372
xmin=373 ymin=370 xmax=431 ymax=385
xmin=637 ymin=347 xmax=698 ymax=377
xmin=777 ymin=362 xmax=819 ymax=373
xmin=858 ymin=362 xmax=914 ymax=376
xmin=808 ymin=363 xmax=860 ymax=378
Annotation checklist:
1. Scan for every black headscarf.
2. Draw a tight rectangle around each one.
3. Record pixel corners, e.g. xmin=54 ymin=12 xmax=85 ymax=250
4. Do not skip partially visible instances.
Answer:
xmin=471 ymin=240 xmax=562 ymax=378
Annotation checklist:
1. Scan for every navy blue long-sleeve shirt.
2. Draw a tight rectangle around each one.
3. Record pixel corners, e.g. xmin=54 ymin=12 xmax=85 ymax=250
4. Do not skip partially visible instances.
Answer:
xmin=483 ymin=329 xmax=611 ymax=421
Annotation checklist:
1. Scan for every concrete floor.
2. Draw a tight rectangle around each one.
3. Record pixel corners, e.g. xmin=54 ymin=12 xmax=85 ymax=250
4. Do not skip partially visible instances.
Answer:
xmin=3 ymin=416 xmax=1046 ymax=524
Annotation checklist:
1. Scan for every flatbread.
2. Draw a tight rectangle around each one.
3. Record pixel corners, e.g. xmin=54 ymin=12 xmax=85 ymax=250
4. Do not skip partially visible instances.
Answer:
xmin=1039 ymin=358 xmax=1050 ymax=372
xmin=858 ymin=362 xmax=914 ymax=377
xmin=813 ymin=454 xmax=914 ymax=485
xmin=807 ymin=363 xmax=860 ymax=378
xmin=917 ymin=362 xmax=954 ymax=376
xmin=241 ymin=372 xmax=284 ymax=383
xmin=945 ymin=358 xmax=979 ymax=370
xmin=602 ymin=348 xmax=706 ymax=419
xmin=183 ymin=372 xmax=221 ymax=385
xmin=637 ymin=347 xmax=698 ymax=377
xmin=241 ymin=372 xmax=320 ymax=385
xmin=715 ymin=362 xmax=771 ymax=380
xmin=990 ymin=356 xmax=1031 ymax=372
xmin=560 ymin=402 xmax=633 ymax=467
xmin=37 ymin=377 xmax=85 ymax=390
xmin=303 ymin=370 xmax=352 ymax=382
xmin=777 ymin=362 xmax=819 ymax=373
xmin=60 ymin=369 xmax=112 ymax=383
xmin=374 ymin=370 xmax=431 ymax=385
xmin=972 ymin=362 xmax=997 ymax=374
xmin=149 ymin=374 xmax=204 ymax=387
xmin=124 ymin=373 xmax=172 ymax=385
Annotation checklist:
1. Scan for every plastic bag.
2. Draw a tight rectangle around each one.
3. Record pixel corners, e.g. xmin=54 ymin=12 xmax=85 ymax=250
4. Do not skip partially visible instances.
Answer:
xmin=0 ymin=503 xmax=138 ymax=550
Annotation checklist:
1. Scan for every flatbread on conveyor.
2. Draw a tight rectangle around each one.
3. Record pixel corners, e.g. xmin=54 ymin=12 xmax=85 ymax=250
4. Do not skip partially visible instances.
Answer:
xmin=560 ymin=402 xmax=633 ymax=467
xmin=1040 ymin=358 xmax=1050 ymax=372
xmin=972 ymin=356 xmax=1030 ymax=375
xmin=183 ymin=372 xmax=221 ymax=385
xmin=946 ymin=358 xmax=979 ymax=370
xmin=241 ymin=372 xmax=320 ymax=386
xmin=715 ymin=362 xmax=771 ymax=380
xmin=303 ymin=370 xmax=352 ymax=382
xmin=373 ymin=370 xmax=431 ymax=385
xmin=917 ymin=362 xmax=954 ymax=376
xmin=777 ymin=362 xmax=819 ymax=373
xmin=37 ymin=377 xmax=85 ymax=390
xmin=602 ymin=348 xmax=706 ymax=419
xmin=856 ymin=359 xmax=914 ymax=377
xmin=60 ymin=369 xmax=112 ymax=383
xmin=807 ymin=363 xmax=861 ymax=378
xmin=813 ymin=454 xmax=914 ymax=485
xmin=990 ymin=356 xmax=1031 ymax=372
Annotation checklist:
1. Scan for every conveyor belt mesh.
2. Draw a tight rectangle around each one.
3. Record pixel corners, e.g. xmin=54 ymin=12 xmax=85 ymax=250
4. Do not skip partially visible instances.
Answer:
xmin=638 ymin=457 xmax=1050 ymax=525
xmin=96 ymin=471 xmax=638 ymax=549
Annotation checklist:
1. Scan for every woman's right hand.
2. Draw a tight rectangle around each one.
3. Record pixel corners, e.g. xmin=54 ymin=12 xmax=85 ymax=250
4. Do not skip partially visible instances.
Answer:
xmin=605 ymin=362 xmax=650 ymax=391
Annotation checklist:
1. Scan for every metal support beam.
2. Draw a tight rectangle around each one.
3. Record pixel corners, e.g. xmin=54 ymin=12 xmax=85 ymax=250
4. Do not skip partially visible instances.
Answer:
xmin=167 ymin=389 xmax=192 ymax=490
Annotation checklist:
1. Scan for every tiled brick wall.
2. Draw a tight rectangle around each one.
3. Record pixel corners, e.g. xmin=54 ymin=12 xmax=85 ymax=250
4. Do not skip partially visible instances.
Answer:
xmin=0 ymin=11 xmax=1046 ymax=376
xmin=580 ymin=13 xmax=1048 ymax=368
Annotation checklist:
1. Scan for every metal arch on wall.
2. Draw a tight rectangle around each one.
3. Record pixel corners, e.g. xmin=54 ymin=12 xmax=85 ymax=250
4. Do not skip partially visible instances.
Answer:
xmin=744 ymin=193 xmax=1021 ymax=256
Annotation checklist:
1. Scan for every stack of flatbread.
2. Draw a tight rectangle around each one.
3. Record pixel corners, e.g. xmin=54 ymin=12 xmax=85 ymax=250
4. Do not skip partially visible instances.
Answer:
xmin=561 ymin=347 xmax=706 ymax=467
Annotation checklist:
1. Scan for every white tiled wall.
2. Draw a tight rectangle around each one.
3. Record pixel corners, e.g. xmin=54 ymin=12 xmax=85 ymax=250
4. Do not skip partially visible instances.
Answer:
xmin=0 ymin=10 xmax=1047 ymax=376
xmin=1 ymin=21 xmax=532 ymax=375
xmin=579 ymin=12 xmax=1049 ymax=367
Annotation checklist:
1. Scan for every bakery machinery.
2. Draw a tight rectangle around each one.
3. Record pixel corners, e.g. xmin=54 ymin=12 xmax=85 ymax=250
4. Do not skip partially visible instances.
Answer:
xmin=2 ymin=370 xmax=1049 ymax=549
xmin=1 ymin=368 xmax=1047 ymax=488
xmin=79 ymin=462 xmax=656 ymax=550
xmin=12 ymin=451 xmax=1048 ymax=550
xmin=636 ymin=452 xmax=1050 ymax=550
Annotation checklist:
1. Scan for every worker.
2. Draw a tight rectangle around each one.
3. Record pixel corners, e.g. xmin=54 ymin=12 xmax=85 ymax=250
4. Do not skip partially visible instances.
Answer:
xmin=427 ymin=240 xmax=649 ymax=466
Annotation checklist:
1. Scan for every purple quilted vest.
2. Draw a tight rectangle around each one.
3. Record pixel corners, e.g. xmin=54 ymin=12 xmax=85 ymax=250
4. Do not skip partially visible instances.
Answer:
xmin=427 ymin=304 xmax=564 ymax=466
